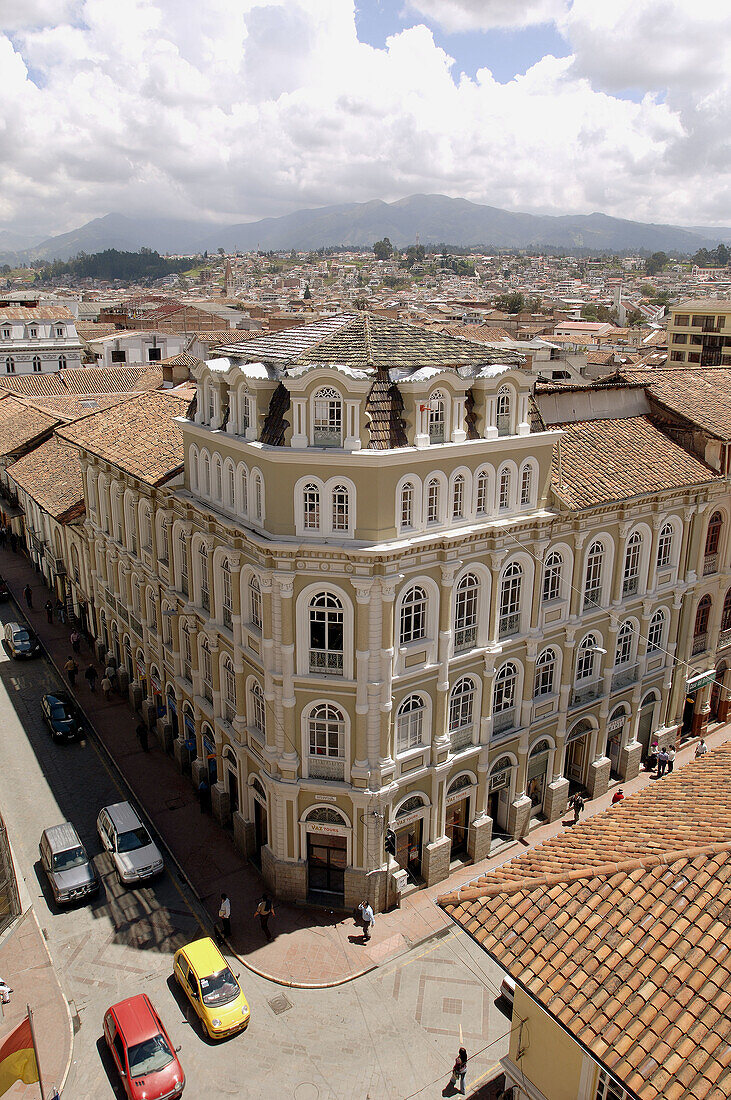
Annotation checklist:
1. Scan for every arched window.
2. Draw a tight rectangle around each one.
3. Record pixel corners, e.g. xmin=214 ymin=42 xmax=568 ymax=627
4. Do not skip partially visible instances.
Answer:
xmin=705 ymin=511 xmax=723 ymax=570
xmin=226 ymin=461 xmax=235 ymax=508
xmin=542 ymin=551 xmax=563 ymax=603
xmin=221 ymin=558 xmax=233 ymax=629
xmin=239 ymin=466 xmax=248 ymax=515
xmin=249 ymin=575 xmax=262 ymax=629
xmin=207 ymin=384 xmax=215 ymax=424
xmin=309 ymin=592 xmax=344 ymax=675
xmin=449 ymin=677 xmax=475 ymax=747
xmin=201 ymin=638 xmax=213 ymax=703
xmin=520 ymin=465 xmax=532 ymax=506
xmin=140 ymin=505 xmax=152 ymax=550
xmin=647 ymin=609 xmax=666 ymax=653
xmin=498 ymin=467 xmax=511 ymax=510
xmin=534 ymin=648 xmax=557 ymax=697
xmin=426 ymin=477 xmax=441 ymax=524
xmin=181 ymin=622 xmax=192 ymax=680
xmin=576 ymin=634 xmax=599 ymax=681
xmin=5 ymin=357 xmax=14 ymax=374
xmin=493 ymin=662 xmax=517 ymax=715
xmin=657 ymin=523 xmax=674 ymax=568
xmin=331 ymin=484 xmax=349 ymax=532
xmin=147 ymin=591 xmax=158 ymax=634
xmin=694 ymin=594 xmax=712 ymax=649
xmin=58 ymin=355 xmax=66 ymax=370
xmin=223 ymin=655 xmax=236 ymax=721
xmin=198 ymin=543 xmax=210 ymax=611
xmin=213 ymin=455 xmax=222 ymax=500
xmin=499 ymin=562 xmax=523 ymax=638
xmin=396 ymin=695 xmax=425 ymax=752
xmin=308 ymin=704 xmax=345 ymax=759
xmin=249 ymin=680 xmax=266 ymax=738
xmin=253 ymin=472 xmax=263 ymax=520
xmin=615 ymin=621 xmax=634 ymax=666
xmin=475 ymin=470 xmax=489 ymax=516
xmin=32 ymin=355 xmax=42 ymax=372
xmin=623 ymin=532 xmax=642 ymax=596
xmin=454 ymin=572 xmax=479 ymax=652
xmin=428 ymin=391 xmax=446 ymax=443
xmin=496 ymin=386 xmax=511 ymax=435
xmin=201 ymin=451 xmax=210 ymax=496
xmin=400 ymin=481 xmax=415 ymax=529
xmin=452 ymin=474 xmax=465 ymax=520
xmin=178 ymin=531 xmax=188 ymax=595
xmin=303 ymin=483 xmax=320 ymax=530
xmin=584 ymin=541 xmax=604 ymax=608
xmin=313 ymin=387 xmax=342 ymax=447
xmin=723 ymin=589 xmax=731 ymax=633
xmin=400 ymin=585 xmax=427 ymax=645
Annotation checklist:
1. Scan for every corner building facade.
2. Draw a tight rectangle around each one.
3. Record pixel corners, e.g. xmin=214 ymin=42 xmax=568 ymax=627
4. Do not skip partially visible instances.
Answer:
xmin=81 ymin=317 xmax=725 ymax=912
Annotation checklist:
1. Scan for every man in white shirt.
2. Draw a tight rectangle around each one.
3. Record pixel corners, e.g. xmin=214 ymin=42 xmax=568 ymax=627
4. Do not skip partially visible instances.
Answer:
xmin=219 ymin=893 xmax=231 ymax=938
xmin=358 ymin=901 xmax=375 ymax=941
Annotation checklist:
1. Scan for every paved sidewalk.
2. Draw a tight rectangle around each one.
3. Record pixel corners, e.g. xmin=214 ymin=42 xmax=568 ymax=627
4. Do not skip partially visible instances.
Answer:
xmin=0 ymin=910 xmax=73 ymax=1098
xmin=3 ymin=549 xmax=730 ymax=988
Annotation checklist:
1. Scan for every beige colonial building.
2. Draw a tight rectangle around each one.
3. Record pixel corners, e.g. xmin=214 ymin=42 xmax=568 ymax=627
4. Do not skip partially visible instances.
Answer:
xmin=61 ymin=316 xmax=729 ymax=911
xmin=667 ymin=298 xmax=731 ymax=367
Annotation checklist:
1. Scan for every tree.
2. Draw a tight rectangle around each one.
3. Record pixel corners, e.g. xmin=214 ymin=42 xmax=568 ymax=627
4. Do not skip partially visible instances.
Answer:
xmin=303 ymin=284 xmax=312 ymax=300
xmin=645 ymin=251 xmax=668 ymax=276
xmin=373 ymin=238 xmax=393 ymax=260
xmin=626 ymin=309 xmax=645 ymax=327
xmin=494 ymin=292 xmax=525 ymax=314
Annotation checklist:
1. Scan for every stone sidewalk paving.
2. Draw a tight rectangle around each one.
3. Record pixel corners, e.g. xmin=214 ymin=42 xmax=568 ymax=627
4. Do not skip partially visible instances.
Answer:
xmin=3 ymin=547 xmax=729 ymax=988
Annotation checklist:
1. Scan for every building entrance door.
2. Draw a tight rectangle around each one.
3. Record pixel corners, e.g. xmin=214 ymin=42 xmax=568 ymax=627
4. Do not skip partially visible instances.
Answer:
xmin=253 ymin=799 xmax=268 ymax=868
xmin=395 ymin=819 xmax=423 ymax=880
xmin=446 ymin=798 xmax=469 ymax=859
xmin=307 ymin=834 xmax=346 ymax=899
xmin=564 ymin=734 xmax=588 ymax=785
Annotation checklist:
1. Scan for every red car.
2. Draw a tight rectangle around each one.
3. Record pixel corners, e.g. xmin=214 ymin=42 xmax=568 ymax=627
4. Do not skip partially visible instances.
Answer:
xmin=103 ymin=994 xmax=185 ymax=1099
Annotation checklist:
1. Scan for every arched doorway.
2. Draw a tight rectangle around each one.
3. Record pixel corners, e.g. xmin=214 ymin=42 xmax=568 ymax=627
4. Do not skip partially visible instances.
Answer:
xmin=445 ymin=774 xmax=474 ymax=860
xmin=606 ymin=706 xmax=628 ymax=778
xmin=711 ymin=663 xmax=727 ymax=721
xmin=250 ymin=776 xmax=268 ymax=869
xmin=201 ymin=722 xmax=217 ymax=783
xmin=487 ymin=756 xmax=514 ymax=839
xmin=393 ymin=794 xmax=429 ymax=881
xmin=302 ymin=806 xmax=350 ymax=903
xmin=527 ymin=740 xmax=551 ymax=816
xmin=565 ymin=719 xmax=593 ymax=788
xmin=638 ymin=692 xmax=660 ymax=757
xmin=222 ymin=746 xmax=239 ymax=824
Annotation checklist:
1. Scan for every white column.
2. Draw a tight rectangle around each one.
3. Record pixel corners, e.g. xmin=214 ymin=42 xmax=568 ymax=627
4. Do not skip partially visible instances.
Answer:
xmin=452 ymin=397 xmax=466 ymax=444
xmin=291 ymin=399 xmax=307 ymax=447
xmin=344 ymin=400 xmax=361 ymax=451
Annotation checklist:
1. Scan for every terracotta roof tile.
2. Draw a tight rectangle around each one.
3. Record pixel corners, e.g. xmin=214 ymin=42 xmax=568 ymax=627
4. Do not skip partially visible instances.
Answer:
xmin=8 ymin=436 xmax=84 ymax=520
xmin=617 ymin=368 xmax=731 ymax=440
xmin=0 ymin=396 xmax=59 ymax=457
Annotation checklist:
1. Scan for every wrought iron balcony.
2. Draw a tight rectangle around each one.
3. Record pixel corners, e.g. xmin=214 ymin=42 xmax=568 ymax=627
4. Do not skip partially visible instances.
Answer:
xmin=309 ymin=649 xmax=344 ymax=676
xmin=308 ymin=756 xmax=345 ymax=781
xmin=719 ymin=628 xmax=731 ymax=650
xmin=571 ymin=681 xmax=603 ymax=708
xmin=492 ymin=708 xmax=517 ymax=735
xmin=611 ymin=663 xmax=638 ymax=691
xmin=454 ymin=625 xmax=477 ymax=652
xmin=499 ymin=613 xmax=521 ymax=639
xmin=692 ymin=632 xmax=708 ymax=655
xmin=622 ymin=576 xmax=639 ymax=597
xmin=703 ymin=554 xmax=718 ymax=576
xmin=450 ymin=725 xmax=475 ymax=751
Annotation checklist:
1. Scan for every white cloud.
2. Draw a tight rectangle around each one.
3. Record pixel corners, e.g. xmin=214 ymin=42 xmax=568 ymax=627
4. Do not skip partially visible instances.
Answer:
xmin=0 ymin=0 xmax=728 ymax=238
xmin=403 ymin=0 xmax=569 ymax=32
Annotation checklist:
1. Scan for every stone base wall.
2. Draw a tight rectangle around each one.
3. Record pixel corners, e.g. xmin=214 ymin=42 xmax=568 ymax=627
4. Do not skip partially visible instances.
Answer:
xmin=619 ymin=740 xmax=643 ymax=782
xmin=544 ymin=777 xmax=569 ymax=822
xmin=212 ymin=782 xmax=231 ymax=828
xmin=173 ymin=737 xmax=192 ymax=775
xmin=508 ymin=794 xmax=532 ymax=838
xmin=423 ymin=836 xmax=451 ymax=888
xmin=587 ymin=756 xmax=611 ymax=799
xmin=191 ymin=757 xmax=207 ymax=788
xmin=468 ymin=817 xmax=493 ymax=864
xmin=128 ymin=681 xmax=143 ymax=712
xmin=157 ymin=721 xmax=175 ymax=754
xmin=233 ymin=813 xmax=254 ymax=860
xmin=344 ymin=867 xmax=387 ymax=913
xmin=262 ymin=846 xmax=307 ymax=902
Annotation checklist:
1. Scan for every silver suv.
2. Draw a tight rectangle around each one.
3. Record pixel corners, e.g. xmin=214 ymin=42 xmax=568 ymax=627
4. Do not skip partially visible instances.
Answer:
xmin=40 ymin=822 xmax=98 ymax=905
xmin=96 ymin=802 xmax=163 ymax=886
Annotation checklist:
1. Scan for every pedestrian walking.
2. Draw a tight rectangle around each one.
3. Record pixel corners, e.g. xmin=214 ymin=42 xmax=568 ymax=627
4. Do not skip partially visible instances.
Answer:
xmin=136 ymin=722 xmax=149 ymax=753
xmin=656 ymin=747 xmax=668 ymax=778
xmin=696 ymin=738 xmax=708 ymax=757
xmin=105 ymin=651 xmax=117 ymax=670
xmin=9 ymin=532 xmax=17 ymax=553
xmin=84 ymin=663 xmax=97 ymax=692
xmin=358 ymin=900 xmax=375 ymax=941
xmin=449 ymin=1048 xmax=468 ymax=1094
xmin=219 ymin=893 xmax=231 ymax=939
xmin=666 ymin=745 xmax=676 ymax=774
xmin=44 ymin=599 xmax=54 ymax=624
xmin=254 ymin=894 xmax=275 ymax=942
xmin=101 ymin=675 xmax=112 ymax=701
xmin=198 ymin=776 xmax=210 ymax=814
xmin=611 ymin=788 xmax=625 ymax=805
xmin=0 ymin=527 xmax=6 ymax=549
xmin=104 ymin=662 xmax=116 ymax=685
xmin=64 ymin=656 xmax=78 ymax=687
xmin=54 ymin=598 xmax=65 ymax=624
xmin=70 ymin=629 xmax=81 ymax=653
xmin=23 ymin=583 xmax=32 ymax=609
xmin=646 ymin=740 xmax=659 ymax=772
xmin=570 ymin=792 xmax=585 ymax=825
xmin=0 ymin=978 xmax=13 ymax=1005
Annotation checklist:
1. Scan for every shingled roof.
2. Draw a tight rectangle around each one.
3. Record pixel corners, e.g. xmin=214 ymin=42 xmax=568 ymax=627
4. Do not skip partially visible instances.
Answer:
xmin=8 ymin=436 xmax=85 ymax=521
xmin=617 ymin=368 xmax=731 ymax=441
xmin=214 ymin=312 xmax=522 ymax=371
xmin=439 ymin=747 xmax=731 ymax=1100
xmin=552 ymin=416 xmax=719 ymax=509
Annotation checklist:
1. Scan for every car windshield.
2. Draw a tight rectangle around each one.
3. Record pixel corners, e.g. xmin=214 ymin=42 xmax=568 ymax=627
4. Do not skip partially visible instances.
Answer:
xmin=127 ymin=1033 xmax=174 ymax=1078
xmin=52 ymin=846 xmax=87 ymax=870
xmin=15 ymin=631 xmax=30 ymax=643
xmin=50 ymin=704 xmax=72 ymax=721
xmin=117 ymin=826 xmax=152 ymax=852
xmin=200 ymin=967 xmax=239 ymax=1007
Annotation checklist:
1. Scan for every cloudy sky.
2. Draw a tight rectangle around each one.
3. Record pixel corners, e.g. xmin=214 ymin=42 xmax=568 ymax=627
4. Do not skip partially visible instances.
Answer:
xmin=1 ymin=0 xmax=729 ymax=237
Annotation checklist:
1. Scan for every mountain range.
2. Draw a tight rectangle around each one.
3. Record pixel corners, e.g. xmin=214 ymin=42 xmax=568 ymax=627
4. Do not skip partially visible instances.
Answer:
xmin=3 ymin=195 xmax=731 ymax=264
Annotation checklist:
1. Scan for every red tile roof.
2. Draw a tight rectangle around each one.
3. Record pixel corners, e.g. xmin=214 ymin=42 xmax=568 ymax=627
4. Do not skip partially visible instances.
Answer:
xmin=8 ymin=436 xmax=85 ymax=521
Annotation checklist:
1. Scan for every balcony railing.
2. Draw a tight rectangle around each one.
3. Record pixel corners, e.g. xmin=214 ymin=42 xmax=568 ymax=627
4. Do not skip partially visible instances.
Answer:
xmin=719 ymin=628 xmax=731 ymax=649
xmin=622 ymin=576 xmax=639 ymax=597
xmin=309 ymin=649 xmax=344 ymax=676
xmin=499 ymin=613 xmax=521 ymax=639
xmin=692 ymin=632 xmax=708 ymax=655
xmin=492 ymin=708 xmax=517 ymax=735
xmin=571 ymin=681 xmax=603 ymax=708
xmin=454 ymin=625 xmax=477 ymax=652
xmin=496 ymin=414 xmax=511 ymax=437
xmin=612 ymin=663 xmax=638 ymax=691
xmin=223 ymin=701 xmax=236 ymax=723
xmin=703 ymin=554 xmax=718 ymax=576
xmin=584 ymin=588 xmax=601 ymax=610
xmin=129 ymin=614 xmax=143 ymax=637
xmin=223 ymin=606 xmax=233 ymax=630
xmin=450 ymin=725 xmax=474 ymax=751
xmin=308 ymin=756 xmax=345 ymax=781
xmin=313 ymin=428 xmax=342 ymax=448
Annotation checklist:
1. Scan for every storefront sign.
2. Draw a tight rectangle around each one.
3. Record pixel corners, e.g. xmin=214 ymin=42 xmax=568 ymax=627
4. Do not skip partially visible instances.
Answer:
xmin=315 ymin=794 xmax=337 ymax=803
xmin=394 ymin=810 xmax=424 ymax=829
xmin=686 ymin=670 xmax=715 ymax=691
xmin=607 ymin=717 xmax=625 ymax=733
xmin=446 ymin=789 xmax=472 ymax=806
xmin=306 ymin=822 xmax=347 ymax=836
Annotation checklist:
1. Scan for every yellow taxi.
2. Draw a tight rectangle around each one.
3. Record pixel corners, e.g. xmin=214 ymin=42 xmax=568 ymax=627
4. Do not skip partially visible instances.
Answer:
xmin=173 ymin=937 xmax=250 ymax=1040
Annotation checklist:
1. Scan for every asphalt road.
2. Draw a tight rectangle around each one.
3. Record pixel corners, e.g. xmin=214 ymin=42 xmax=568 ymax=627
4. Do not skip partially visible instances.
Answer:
xmin=0 ymin=599 xmax=511 ymax=1099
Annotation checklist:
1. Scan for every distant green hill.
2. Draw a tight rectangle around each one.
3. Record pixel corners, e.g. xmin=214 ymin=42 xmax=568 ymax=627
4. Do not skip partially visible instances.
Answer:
xmin=36 ymin=248 xmax=194 ymax=282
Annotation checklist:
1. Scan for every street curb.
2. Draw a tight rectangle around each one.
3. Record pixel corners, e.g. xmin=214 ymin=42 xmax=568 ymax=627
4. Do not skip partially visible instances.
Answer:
xmin=223 ymin=941 xmax=377 ymax=988
xmin=28 ymin=907 xmax=75 ymax=1099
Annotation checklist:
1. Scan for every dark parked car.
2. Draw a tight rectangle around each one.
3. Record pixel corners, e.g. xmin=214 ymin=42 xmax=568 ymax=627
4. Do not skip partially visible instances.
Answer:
xmin=41 ymin=691 xmax=84 ymax=742
xmin=3 ymin=621 xmax=41 ymax=658
xmin=0 ymin=576 xmax=9 ymax=602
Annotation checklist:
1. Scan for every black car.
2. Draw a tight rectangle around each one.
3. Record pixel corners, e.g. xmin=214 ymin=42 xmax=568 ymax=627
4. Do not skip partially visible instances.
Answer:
xmin=3 ymin=621 xmax=41 ymax=658
xmin=0 ymin=576 xmax=9 ymax=602
xmin=41 ymin=692 xmax=84 ymax=742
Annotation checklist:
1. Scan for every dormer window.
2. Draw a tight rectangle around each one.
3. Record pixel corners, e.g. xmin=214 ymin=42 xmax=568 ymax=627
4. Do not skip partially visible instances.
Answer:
xmin=2 ymin=329 xmax=10 ymax=340
xmin=29 ymin=328 xmax=37 ymax=338
xmin=55 ymin=326 xmax=64 ymax=338
xmin=313 ymin=387 xmax=342 ymax=447
xmin=428 ymin=391 xmax=446 ymax=443
xmin=497 ymin=386 xmax=512 ymax=436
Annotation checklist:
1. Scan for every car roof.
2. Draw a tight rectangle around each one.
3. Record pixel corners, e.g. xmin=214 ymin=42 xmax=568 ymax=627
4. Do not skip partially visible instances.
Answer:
xmin=104 ymin=801 xmax=143 ymax=831
xmin=45 ymin=691 xmax=72 ymax=705
xmin=180 ymin=937 xmax=226 ymax=975
xmin=6 ymin=622 xmax=23 ymax=633
xmin=42 ymin=821 xmax=82 ymax=852
xmin=109 ymin=994 xmax=160 ymax=1046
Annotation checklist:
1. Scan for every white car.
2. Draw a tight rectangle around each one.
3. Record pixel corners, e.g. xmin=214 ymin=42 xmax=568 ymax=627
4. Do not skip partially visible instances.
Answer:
xmin=97 ymin=802 xmax=163 ymax=886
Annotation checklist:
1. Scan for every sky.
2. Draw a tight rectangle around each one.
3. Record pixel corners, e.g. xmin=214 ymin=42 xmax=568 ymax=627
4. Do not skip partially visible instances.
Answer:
xmin=0 ymin=0 xmax=729 ymax=239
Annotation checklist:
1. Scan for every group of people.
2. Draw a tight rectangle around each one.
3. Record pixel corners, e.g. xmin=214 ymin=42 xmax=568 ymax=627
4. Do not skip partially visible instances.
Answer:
xmin=646 ymin=741 xmax=677 ymax=777
xmin=0 ymin=527 xmax=21 ymax=553
xmin=216 ymin=892 xmax=276 ymax=942
xmin=43 ymin=597 xmax=67 ymax=625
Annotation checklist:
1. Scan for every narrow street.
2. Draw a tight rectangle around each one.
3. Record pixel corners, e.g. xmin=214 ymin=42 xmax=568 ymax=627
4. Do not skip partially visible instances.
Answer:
xmin=0 ymin=595 xmax=510 ymax=1098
